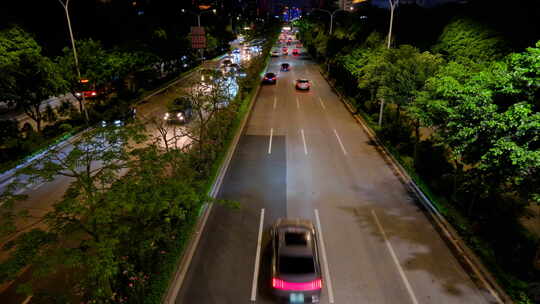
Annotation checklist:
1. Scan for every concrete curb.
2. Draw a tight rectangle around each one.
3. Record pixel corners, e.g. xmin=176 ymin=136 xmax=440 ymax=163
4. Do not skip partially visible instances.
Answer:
xmin=319 ymin=69 xmax=512 ymax=304
xmin=162 ymin=55 xmax=270 ymax=304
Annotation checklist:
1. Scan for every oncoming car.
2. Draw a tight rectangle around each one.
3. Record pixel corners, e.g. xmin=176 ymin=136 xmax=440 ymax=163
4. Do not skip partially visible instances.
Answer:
xmin=295 ymin=79 xmax=311 ymax=91
xmin=271 ymin=218 xmax=323 ymax=303
xmin=163 ymin=96 xmax=192 ymax=124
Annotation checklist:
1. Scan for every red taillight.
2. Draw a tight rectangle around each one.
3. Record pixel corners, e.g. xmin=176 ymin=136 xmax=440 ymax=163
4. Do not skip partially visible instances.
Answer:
xmin=272 ymin=278 xmax=322 ymax=291
xmin=264 ymin=77 xmax=268 ymax=80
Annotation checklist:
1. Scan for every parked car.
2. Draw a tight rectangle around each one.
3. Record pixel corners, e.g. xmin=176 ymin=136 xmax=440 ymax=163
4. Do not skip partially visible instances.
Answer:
xmin=292 ymin=49 xmax=300 ymax=56
xmin=263 ymin=72 xmax=277 ymax=84
xmin=271 ymin=218 xmax=322 ymax=303
xmin=271 ymin=50 xmax=281 ymax=57
xmin=295 ymin=79 xmax=311 ymax=90
xmin=281 ymin=63 xmax=290 ymax=71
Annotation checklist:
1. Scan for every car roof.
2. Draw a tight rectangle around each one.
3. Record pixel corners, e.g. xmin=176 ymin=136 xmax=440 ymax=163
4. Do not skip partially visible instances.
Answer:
xmin=274 ymin=218 xmax=314 ymax=230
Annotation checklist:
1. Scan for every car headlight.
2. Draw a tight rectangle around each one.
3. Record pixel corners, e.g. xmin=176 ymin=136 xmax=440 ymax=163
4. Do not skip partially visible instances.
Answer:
xmin=75 ymin=92 xmax=81 ymax=97
xmin=177 ymin=113 xmax=183 ymax=118
xmin=164 ymin=113 xmax=170 ymax=119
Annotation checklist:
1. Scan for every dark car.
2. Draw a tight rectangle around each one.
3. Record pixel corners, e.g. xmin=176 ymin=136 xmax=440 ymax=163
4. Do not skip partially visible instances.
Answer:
xmin=263 ymin=72 xmax=277 ymax=84
xmin=100 ymin=105 xmax=136 ymax=127
xmin=281 ymin=63 xmax=290 ymax=71
xmin=271 ymin=218 xmax=322 ymax=303
xmin=164 ymin=96 xmax=193 ymax=124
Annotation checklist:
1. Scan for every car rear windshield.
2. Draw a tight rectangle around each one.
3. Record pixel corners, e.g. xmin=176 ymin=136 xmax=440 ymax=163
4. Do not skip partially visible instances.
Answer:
xmin=266 ymin=73 xmax=276 ymax=77
xmin=285 ymin=232 xmax=307 ymax=246
xmin=298 ymin=80 xmax=309 ymax=83
xmin=279 ymin=256 xmax=315 ymax=274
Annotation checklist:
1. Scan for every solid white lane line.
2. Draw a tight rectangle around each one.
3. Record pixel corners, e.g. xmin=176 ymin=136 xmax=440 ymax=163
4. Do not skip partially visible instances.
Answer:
xmin=300 ymin=129 xmax=308 ymax=155
xmin=31 ymin=182 xmax=44 ymax=190
xmin=333 ymin=129 xmax=348 ymax=155
xmin=372 ymin=210 xmax=419 ymax=304
xmin=314 ymin=209 xmax=335 ymax=304
xmin=250 ymin=208 xmax=265 ymax=302
xmin=296 ymin=97 xmax=300 ymax=109
xmin=273 ymin=96 xmax=277 ymax=110
xmin=268 ymin=128 xmax=273 ymax=154
xmin=318 ymin=97 xmax=326 ymax=110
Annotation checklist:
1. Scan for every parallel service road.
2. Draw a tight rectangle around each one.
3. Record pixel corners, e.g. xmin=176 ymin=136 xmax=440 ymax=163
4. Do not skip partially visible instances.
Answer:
xmin=175 ymin=53 xmax=496 ymax=304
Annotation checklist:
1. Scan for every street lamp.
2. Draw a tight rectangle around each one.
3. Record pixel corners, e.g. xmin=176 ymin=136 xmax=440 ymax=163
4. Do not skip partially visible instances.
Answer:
xmin=378 ymin=0 xmax=399 ymax=127
xmin=313 ymin=8 xmax=350 ymax=75
xmin=386 ymin=0 xmax=399 ymax=49
xmin=312 ymin=8 xmax=348 ymax=35
xmin=57 ymin=0 xmax=89 ymax=122
xmin=181 ymin=8 xmax=217 ymax=61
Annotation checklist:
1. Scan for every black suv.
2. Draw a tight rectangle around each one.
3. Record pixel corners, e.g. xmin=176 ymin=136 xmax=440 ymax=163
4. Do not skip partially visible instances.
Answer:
xmin=270 ymin=218 xmax=322 ymax=303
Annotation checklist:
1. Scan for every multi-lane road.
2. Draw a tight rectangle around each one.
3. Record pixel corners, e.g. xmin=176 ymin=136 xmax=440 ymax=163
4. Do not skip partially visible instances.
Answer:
xmin=174 ymin=51 xmax=497 ymax=303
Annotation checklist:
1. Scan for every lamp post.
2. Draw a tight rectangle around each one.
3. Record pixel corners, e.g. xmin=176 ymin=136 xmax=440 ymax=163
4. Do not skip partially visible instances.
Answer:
xmin=386 ymin=0 xmax=399 ymax=49
xmin=379 ymin=0 xmax=399 ymax=127
xmin=312 ymin=8 xmax=347 ymax=35
xmin=182 ymin=8 xmax=217 ymax=61
xmin=57 ymin=0 xmax=89 ymax=123
xmin=313 ymin=8 xmax=351 ymax=75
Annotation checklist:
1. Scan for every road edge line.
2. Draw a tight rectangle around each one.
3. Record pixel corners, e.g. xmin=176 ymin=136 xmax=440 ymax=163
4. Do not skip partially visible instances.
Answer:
xmin=318 ymin=68 xmax=509 ymax=303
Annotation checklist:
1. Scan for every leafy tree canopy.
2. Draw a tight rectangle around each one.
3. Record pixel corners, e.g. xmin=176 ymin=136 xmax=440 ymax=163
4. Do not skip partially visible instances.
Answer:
xmin=432 ymin=17 xmax=510 ymax=62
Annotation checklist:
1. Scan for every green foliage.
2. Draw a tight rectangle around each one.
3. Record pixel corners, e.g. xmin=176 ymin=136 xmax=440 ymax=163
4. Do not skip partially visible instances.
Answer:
xmin=0 ymin=33 xmax=66 ymax=132
xmin=433 ymin=17 xmax=509 ymax=62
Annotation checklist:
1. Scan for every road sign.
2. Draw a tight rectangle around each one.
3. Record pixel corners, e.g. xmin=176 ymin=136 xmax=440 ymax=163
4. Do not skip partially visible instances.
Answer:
xmin=191 ymin=26 xmax=206 ymax=49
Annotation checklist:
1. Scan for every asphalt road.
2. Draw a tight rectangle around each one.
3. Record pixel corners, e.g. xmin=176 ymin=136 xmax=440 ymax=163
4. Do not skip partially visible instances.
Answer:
xmin=174 ymin=52 xmax=496 ymax=304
